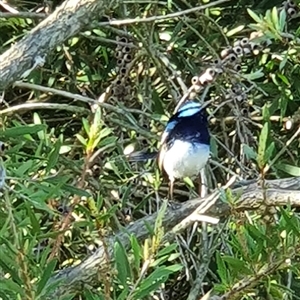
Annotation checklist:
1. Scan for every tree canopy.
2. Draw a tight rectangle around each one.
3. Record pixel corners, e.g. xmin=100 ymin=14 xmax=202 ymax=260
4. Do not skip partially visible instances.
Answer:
xmin=1 ymin=0 xmax=300 ymax=299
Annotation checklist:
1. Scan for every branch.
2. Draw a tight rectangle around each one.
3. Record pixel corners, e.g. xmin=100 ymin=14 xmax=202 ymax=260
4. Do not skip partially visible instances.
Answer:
xmin=97 ymin=0 xmax=230 ymax=26
xmin=0 ymin=0 xmax=116 ymax=90
xmin=0 ymin=12 xmax=47 ymax=19
xmin=45 ymin=177 xmax=300 ymax=298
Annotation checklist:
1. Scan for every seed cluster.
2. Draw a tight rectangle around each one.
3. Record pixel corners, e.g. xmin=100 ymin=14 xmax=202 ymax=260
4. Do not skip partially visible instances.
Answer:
xmin=189 ymin=35 xmax=261 ymax=99
xmin=110 ymin=36 xmax=135 ymax=101
xmin=280 ymin=0 xmax=299 ymax=18
xmin=189 ymin=0 xmax=299 ymax=100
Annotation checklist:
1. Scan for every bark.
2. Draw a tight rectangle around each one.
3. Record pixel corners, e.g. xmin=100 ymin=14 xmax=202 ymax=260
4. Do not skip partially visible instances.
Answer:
xmin=45 ymin=177 xmax=300 ymax=299
xmin=0 ymin=0 xmax=116 ymax=90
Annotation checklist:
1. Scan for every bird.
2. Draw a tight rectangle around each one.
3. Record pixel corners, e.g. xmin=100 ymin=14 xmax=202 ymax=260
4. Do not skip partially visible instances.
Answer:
xmin=129 ymin=100 xmax=210 ymax=203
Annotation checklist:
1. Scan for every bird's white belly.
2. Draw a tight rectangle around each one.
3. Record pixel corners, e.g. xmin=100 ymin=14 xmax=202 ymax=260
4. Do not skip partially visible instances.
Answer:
xmin=163 ymin=140 xmax=210 ymax=179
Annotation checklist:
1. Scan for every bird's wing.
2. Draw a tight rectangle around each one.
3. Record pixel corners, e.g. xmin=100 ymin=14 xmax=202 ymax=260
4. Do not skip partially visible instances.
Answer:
xmin=157 ymin=118 xmax=177 ymax=171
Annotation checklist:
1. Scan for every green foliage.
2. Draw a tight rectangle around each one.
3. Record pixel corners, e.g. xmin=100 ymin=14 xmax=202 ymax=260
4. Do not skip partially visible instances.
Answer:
xmin=1 ymin=0 xmax=300 ymax=299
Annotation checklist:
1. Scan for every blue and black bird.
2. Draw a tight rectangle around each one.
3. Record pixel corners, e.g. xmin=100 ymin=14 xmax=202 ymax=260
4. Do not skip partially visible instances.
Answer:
xmin=130 ymin=100 xmax=210 ymax=200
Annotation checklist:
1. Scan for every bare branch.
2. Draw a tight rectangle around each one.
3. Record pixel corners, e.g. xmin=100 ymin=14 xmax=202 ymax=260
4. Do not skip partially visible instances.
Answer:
xmin=0 ymin=12 xmax=47 ymax=19
xmin=0 ymin=0 xmax=116 ymax=90
xmin=45 ymin=177 xmax=300 ymax=298
xmin=97 ymin=0 xmax=231 ymax=26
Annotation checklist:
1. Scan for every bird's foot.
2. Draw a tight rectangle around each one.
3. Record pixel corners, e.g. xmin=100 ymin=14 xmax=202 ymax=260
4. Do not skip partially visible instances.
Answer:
xmin=168 ymin=200 xmax=181 ymax=210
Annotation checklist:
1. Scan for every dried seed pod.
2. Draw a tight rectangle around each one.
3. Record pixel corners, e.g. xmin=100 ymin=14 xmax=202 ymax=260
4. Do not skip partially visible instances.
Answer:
xmin=231 ymin=84 xmax=241 ymax=94
xmin=207 ymin=67 xmax=215 ymax=77
xmin=117 ymin=59 xmax=124 ymax=66
xmin=189 ymin=91 xmax=197 ymax=99
xmin=220 ymin=47 xmax=232 ymax=58
xmin=287 ymin=7 xmax=297 ymax=17
xmin=232 ymin=46 xmax=243 ymax=56
xmin=242 ymin=46 xmax=252 ymax=56
xmin=240 ymin=37 xmax=249 ymax=47
xmin=214 ymin=67 xmax=223 ymax=74
xmin=213 ymin=58 xmax=220 ymax=65
xmin=115 ymin=45 xmax=123 ymax=52
xmin=119 ymin=67 xmax=127 ymax=77
xmin=235 ymin=95 xmax=244 ymax=101
xmin=191 ymin=76 xmax=199 ymax=85
xmin=118 ymin=37 xmax=128 ymax=43
xmin=224 ymin=93 xmax=231 ymax=100
xmin=124 ymin=77 xmax=131 ymax=85
xmin=234 ymin=64 xmax=241 ymax=72
xmin=199 ymin=70 xmax=214 ymax=85
xmin=115 ymin=79 xmax=122 ymax=85
xmin=224 ymin=53 xmax=238 ymax=65
xmin=122 ymin=46 xmax=131 ymax=54
xmin=194 ymin=84 xmax=203 ymax=93
xmin=123 ymin=53 xmax=132 ymax=63
xmin=115 ymin=51 xmax=123 ymax=59
xmin=233 ymin=40 xmax=241 ymax=47
xmin=285 ymin=119 xmax=293 ymax=130
xmin=241 ymin=107 xmax=249 ymax=116
xmin=112 ymin=85 xmax=126 ymax=96
xmin=287 ymin=0 xmax=297 ymax=8
xmin=249 ymin=42 xmax=260 ymax=51
xmin=124 ymin=86 xmax=131 ymax=95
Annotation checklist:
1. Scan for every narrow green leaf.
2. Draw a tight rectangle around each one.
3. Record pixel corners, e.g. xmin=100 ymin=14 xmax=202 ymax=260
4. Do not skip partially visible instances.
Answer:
xmin=33 ymin=112 xmax=46 ymax=141
xmin=271 ymin=7 xmax=279 ymax=31
xmin=247 ymin=8 xmax=262 ymax=23
xmin=82 ymin=118 xmax=90 ymax=137
xmin=117 ymin=286 xmax=129 ymax=300
xmin=130 ymin=235 xmax=141 ymax=272
xmin=226 ymin=25 xmax=245 ymax=37
xmin=216 ymin=251 xmax=228 ymax=284
xmin=242 ymin=144 xmax=257 ymax=160
xmin=257 ymin=122 xmax=269 ymax=169
xmin=36 ymin=259 xmax=57 ymax=295
xmin=0 ymin=125 xmax=46 ymax=138
xmin=276 ymin=163 xmax=300 ymax=176
xmin=221 ymin=256 xmax=252 ymax=275
xmin=46 ymin=137 xmax=62 ymax=172
xmin=0 ymin=279 xmax=24 ymax=295
xmin=157 ymin=243 xmax=178 ymax=257
xmin=135 ymin=265 xmax=182 ymax=298
xmin=25 ymin=202 xmax=41 ymax=234
xmin=114 ymin=239 xmax=131 ymax=285
xmin=279 ymin=8 xmax=287 ymax=31
xmin=264 ymin=142 xmax=274 ymax=162
xmin=76 ymin=134 xmax=87 ymax=146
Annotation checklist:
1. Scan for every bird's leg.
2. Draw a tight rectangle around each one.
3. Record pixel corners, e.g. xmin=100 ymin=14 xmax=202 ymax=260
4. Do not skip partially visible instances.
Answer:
xmin=197 ymin=174 xmax=202 ymax=196
xmin=168 ymin=178 xmax=181 ymax=210
xmin=168 ymin=178 xmax=174 ymax=200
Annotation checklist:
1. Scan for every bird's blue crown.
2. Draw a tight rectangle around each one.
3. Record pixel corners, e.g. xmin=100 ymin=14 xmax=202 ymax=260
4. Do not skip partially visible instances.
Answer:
xmin=163 ymin=101 xmax=210 ymax=147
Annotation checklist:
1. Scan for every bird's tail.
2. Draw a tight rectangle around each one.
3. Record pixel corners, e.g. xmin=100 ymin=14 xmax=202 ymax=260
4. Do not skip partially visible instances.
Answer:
xmin=127 ymin=151 xmax=158 ymax=162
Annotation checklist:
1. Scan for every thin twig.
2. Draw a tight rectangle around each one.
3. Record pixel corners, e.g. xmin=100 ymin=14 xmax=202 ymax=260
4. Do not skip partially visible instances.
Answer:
xmin=0 ymin=12 xmax=47 ymax=18
xmin=0 ymin=103 xmax=89 ymax=116
xmin=97 ymin=0 xmax=231 ymax=26
xmin=263 ymin=125 xmax=300 ymax=175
